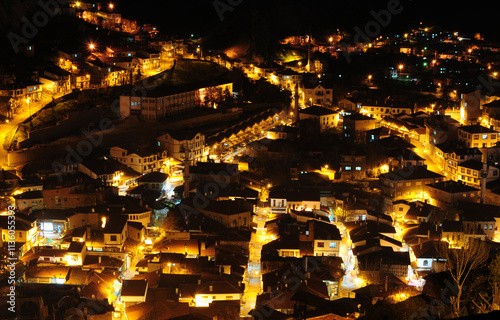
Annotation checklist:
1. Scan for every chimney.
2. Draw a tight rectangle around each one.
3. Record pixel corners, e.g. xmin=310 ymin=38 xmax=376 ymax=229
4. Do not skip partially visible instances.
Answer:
xmin=209 ymin=285 xmax=213 ymax=292
xmin=98 ymin=256 xmax=101 ymax=264
xmin=86 ymin=225 xmax=91 ymax=240
xmin=198 ymin=279 xmax=201 ymax=285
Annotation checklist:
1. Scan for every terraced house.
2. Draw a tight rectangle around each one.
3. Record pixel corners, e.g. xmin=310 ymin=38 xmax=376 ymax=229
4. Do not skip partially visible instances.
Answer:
xmin=458 ymin=124 xmax=499 ymax=148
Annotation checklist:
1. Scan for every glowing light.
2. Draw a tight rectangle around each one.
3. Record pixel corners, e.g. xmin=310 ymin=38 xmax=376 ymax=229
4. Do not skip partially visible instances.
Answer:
xmin=355 ymin=278 xmax=365 ymax=287
xmin=101 ymin=216 xmax=107 ymax=228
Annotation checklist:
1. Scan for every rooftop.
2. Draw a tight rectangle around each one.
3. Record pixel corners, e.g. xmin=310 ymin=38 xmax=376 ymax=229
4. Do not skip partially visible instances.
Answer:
xmin=427 ymin=180 xmax=480 ymax=193
xmin=459 ymin=124 xmax=498 ymax=134
xmin=299 ymin=105 xmax=338 ymax=116
xmin=380 ymin=166 xmax=444 ymax=181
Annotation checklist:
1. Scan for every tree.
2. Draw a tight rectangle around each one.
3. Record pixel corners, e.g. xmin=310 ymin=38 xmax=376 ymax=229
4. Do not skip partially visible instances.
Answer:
xmin=490 ymin=255 xmax=500 ymax=310
xmin=474 ymin=254 xmax=500 ymax=313
xmin=159 ymin=208 xmax=184 ymax=233
xmin=436 ymin=231 xmax=490 ymax=317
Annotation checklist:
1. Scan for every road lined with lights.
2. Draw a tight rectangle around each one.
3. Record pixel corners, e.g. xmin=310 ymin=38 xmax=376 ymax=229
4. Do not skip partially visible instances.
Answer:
xmin=240 ymin=205 xmax=269 ymax=317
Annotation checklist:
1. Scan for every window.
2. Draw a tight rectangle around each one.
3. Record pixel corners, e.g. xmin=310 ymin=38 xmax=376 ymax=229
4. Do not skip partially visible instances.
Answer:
xmin=317 ymin=242 xmax=324 ymax=248
xmin=345 ymin=166 xmax=351 ymax=171
xmin=474 ymin=135 xmax=479 ymax=140
xmin=482 ymin=134 xmax=488 ymax=140
xmin=423 ymin=260 xmax=428 ymax=266
xmin=329 ymin=242 xmax=337 ymax=248
xmin=110 ymin=235 xmax=117 ymax=241
xmin=355 ymin=166 xmax=362 ymax=171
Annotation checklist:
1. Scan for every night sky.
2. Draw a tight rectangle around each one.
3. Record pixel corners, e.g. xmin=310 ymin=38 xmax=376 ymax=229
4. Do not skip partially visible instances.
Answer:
xmin=1 ymin=0 xmax=498 ymax=52
xmin=114 ymin=0 xmax=500 ymax=40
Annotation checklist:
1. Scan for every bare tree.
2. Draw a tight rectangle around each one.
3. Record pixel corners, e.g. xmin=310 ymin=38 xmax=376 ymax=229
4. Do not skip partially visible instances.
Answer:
xmin=436 ymin=229 xmax=490 ymax=318
xmin=473 ymin=254 xmax=500 ymax=313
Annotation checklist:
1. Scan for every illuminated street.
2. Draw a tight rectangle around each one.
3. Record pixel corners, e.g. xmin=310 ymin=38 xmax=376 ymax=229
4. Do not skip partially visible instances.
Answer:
xmin=412 ymin=140 xmax=444 ymax=175
xmin=240 ymin=205 xmax=269 ymax=317
xmin=0 ymin=93 xmax=64 ymax=167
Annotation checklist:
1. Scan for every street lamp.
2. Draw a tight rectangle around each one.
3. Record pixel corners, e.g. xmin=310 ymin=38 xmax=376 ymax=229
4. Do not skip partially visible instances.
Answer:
xmin=26 ymin=98 xmax=31 ymax=117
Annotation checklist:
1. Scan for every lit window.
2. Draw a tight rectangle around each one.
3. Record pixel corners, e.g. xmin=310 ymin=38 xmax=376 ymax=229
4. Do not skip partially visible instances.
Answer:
xmin=345 ymin=166 xmax=351 ymax=171
xmin=355 ymin=167 xmax=361 ymax=171
xmin=329 ymin=242 xmax=337 ymax=248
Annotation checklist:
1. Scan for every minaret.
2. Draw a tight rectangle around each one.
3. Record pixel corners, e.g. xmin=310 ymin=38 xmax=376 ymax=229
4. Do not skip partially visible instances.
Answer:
xmin=306 ymin=34 xmax=311 ymax=72
xmin=480 ymin=152 xmax=488 ymax=203
xmin=183 ymin=143 xmax=191 ymax=199
xmin=294 ymin=82 xmax=300 ymax=125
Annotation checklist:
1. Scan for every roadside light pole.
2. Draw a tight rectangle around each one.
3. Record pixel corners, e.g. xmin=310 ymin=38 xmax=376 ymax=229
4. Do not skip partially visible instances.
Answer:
xmin=26 ymin=98 xmax=31 ymax=118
